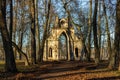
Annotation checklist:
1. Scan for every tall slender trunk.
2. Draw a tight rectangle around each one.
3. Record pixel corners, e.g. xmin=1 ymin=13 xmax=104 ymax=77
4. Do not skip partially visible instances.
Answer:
xmin=37 ymin=25 xmax=41 ymax=61
xmin=87 ymin=0 xmax=92 ymax=61
xmin=109 ymin=0 xmax=120 ymax=69
xmin=102 ymin=0 xmax=112 ymax=68
xmin=35 ymin=0 xmax=41 ymax=62
xmin=18 ymin=31 xmax=23 ymax=60
xmin=30 ymin=0 xmax=36 ymax=64
xmin=18 ymin=1 xmax=26 ymax=60
xmin=13 ymin=0 xmax=17 ymax=59
xmin=40 ymin=0 xmax=51 ymax=62
xmin=98 ymin=1 xmax=101 ymax=59
xmin=0 ymin=0 xmax=17 ymax=72
xmin=116 ymin=0 xmax=120 ymax=71
xmin=93 ymin=0 xmax=100 ymax=64
xmin=9 ymin=0 xmax=13 ymax=41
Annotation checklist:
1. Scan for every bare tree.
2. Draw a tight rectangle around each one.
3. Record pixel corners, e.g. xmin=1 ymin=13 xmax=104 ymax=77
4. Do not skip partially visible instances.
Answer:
xmin=87 ymin=0 xmax=92 ymax=61
xmin=93 ymin=0 xmax=100 ymax=64
xmin=102 ymin=0 xmax=112 ymax=68
xmin=30 ymin=0 xmax=36 ymax=64
xmin=97 ymin=1 xmax=101 ymax=55
xmin=39 ymin=0 xmax=51 ymax=62
xmin=13 ymin=0 xmax=18 ymax=59
xmin=0 ymin=0 xmax=17 ymax=72
xmin=109 ymin=0 xmax=120 ymax=70
xmin=17 ymin=0 xmax=25 ymax=60
xmin=9 ymin=0 xmax=13 ymax=41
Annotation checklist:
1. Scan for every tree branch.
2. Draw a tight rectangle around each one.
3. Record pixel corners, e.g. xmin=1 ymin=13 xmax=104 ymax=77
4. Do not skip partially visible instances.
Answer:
xmin=12 ymin=42 xmax=30 ymax=65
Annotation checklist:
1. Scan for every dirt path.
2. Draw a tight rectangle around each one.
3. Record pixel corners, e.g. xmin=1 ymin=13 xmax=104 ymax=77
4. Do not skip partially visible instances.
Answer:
xmin=0 ymin=61 xmax=120 ymax=80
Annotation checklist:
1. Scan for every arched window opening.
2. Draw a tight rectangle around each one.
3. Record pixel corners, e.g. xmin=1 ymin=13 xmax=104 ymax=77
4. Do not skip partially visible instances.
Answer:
xmin=49 ymin=48 xmax=52 ymax=57
xmin=75 ymin=48 xmax=78 ymax=57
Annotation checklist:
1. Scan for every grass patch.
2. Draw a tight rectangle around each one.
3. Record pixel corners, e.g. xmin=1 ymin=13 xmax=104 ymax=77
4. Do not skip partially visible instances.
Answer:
xmin=17 ymin=64 xmax=39 ymax=73
xmin=0 ymin=61 xmax=5 ymax=71
xmin=115 ymin=71 xmax=120 ymax=76
xmin=0 ymin=60 xmax=27 ymax=72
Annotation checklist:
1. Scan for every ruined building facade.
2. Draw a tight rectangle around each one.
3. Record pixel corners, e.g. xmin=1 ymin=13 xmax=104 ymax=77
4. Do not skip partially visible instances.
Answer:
xmin=43 ymin=17 xmax=83 ymax=61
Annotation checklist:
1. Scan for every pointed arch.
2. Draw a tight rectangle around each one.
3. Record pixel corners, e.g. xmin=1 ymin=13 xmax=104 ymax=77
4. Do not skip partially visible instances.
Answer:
xmin=58 ymin=31 xmax=69 ymax=40
xmin=58 ymin=31 xmax=68 ymax=60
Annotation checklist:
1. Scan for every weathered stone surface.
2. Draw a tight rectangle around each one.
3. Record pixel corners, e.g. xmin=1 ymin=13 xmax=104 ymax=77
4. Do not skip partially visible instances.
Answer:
xmin=43 ymin=18 xmax=83 ymax=61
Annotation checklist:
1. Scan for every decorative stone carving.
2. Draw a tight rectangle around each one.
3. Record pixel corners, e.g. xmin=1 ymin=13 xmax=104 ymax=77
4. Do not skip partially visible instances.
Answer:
xmin=60 ymin=18 xmax=68 ymax=28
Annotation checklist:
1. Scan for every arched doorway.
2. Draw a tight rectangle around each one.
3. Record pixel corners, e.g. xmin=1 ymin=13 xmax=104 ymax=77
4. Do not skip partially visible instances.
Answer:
xmin=75 ymin=48 xmax=78 ymax=57
xmin=58 ymin=32 xmax=68 ymax=60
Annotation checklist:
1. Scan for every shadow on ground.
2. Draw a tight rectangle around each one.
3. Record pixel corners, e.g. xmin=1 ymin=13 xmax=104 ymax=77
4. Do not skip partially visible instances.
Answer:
xmin=0 ymin=60 xmax=119 ymax=80
xmin=88 ymin=76 xmax=120 ymax=80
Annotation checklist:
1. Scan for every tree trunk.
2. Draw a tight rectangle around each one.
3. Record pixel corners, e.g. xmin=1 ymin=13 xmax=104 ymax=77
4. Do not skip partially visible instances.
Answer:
xmin=18 ymin=31 xmax=23 ymax=60
xmin=102 ymin=0 xmax=112 ymax=68
xmin=9 ymin=0 xmax=13 ymax=41
xmin=35 ymin=0 xmax=41 ymax=62
xmin=13 ymin=0 xmax=17 ymax=59
xmin=30 ymin=0 xmax=36 ymax=64
xmin=0 ymin=0 xmax=17 ymax=72
xmin=87 ymin=0 xmax=92 ymax=61
xmin=97 ymin=1 xmax=101 ymax=58
xmin=18 ymin=0 xmax=25 ymax=60
xmin=93 ymin=0 xmax=100 ymax=65
xmin=109 ymin=0 xmax=120 ymax=70
xmin=40 ymin=0 xmax=51 ymax=62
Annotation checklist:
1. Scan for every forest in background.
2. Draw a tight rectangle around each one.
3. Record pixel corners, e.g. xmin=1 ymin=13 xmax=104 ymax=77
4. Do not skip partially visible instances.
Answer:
xmin=0 ymin=0 xmax=120 ymax=73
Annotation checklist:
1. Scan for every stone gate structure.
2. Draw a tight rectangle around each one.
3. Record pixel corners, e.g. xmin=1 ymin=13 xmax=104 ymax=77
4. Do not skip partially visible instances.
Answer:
xmin=43 ymin=17 xmax=83 ymax=61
